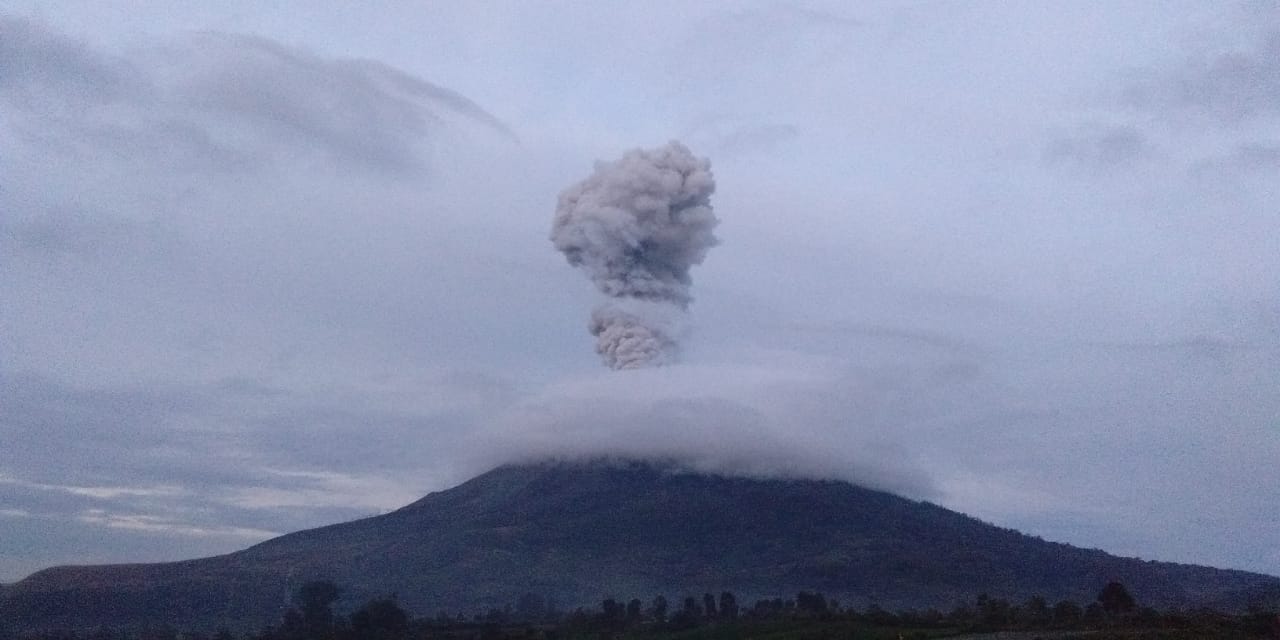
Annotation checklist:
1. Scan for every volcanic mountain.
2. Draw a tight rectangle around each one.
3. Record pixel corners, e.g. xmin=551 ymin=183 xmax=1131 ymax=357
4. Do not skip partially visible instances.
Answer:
xmin=3 ymin=460 xmax=1277 ymax=631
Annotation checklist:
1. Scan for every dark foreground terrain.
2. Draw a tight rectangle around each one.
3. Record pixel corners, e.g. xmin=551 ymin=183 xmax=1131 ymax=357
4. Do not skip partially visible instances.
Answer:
xmin=6 ymin=582 xmax=1279 ymax=640
xmin=3 ymin=460 xmax=1278 ymax=632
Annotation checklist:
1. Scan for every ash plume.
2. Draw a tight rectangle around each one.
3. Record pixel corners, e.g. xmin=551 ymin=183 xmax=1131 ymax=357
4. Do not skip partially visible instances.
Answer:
xmin=589 ymin=304 xmax=680 ymax=370
xmin=551 ymin=141 xmax=719 ymax=368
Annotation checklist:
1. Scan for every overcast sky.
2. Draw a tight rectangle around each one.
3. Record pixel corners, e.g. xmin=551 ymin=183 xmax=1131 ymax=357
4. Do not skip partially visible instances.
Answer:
xmin=2 ymin=1 xmax=1277 ymax=584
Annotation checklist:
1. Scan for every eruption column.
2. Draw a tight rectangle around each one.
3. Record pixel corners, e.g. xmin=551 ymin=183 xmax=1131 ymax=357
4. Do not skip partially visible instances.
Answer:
xmin=551 ymin=141 xmax=719 ymax=369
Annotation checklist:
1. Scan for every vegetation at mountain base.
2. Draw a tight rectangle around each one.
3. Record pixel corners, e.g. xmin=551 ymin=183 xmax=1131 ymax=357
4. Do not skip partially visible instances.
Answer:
xmin=4 ymin=579 xmax=1278 ymax=640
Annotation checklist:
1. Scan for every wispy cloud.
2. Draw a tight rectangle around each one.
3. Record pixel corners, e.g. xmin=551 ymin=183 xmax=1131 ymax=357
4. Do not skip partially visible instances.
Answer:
xmin=76 ymin=509 xmax=278 ymax=539
xmin=220 ymin=469 xmax=421 ymax=512
xmin=1044 ymin=124 xmax=1153 ymax=168
xmin=1121 ymin=31 xmax=1280 ymax=123
xmin=0 ymin=474 xmax=187 ymax=500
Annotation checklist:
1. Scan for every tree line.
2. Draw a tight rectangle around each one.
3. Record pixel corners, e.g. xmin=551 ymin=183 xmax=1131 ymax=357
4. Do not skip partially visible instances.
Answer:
xmin=5 ymin=580 xmax=1278 ymax=640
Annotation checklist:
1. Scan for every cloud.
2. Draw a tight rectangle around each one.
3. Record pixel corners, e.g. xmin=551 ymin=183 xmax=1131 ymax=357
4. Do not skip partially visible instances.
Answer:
xmin=683 ymin=117 xmax=800 ymax=157
xmin=1116 ymin=12 xmax=1274 ymax=124
xmin=0 ymin=15 xmax=144 ymax=106
xmin=676 ymin=4 xmax=862 ymax=86
xmin=0 ymin=209 xmax=171 ymax=259
xmin=164 ymin=32 xmax=512 ymax=173
xmin=0 ymin=370 xmax=503 ymax=578
xmin=0 ymin=16 xmax=513 ymax=180
xmin=0 ymin=14 xmax=545 ymax=384
xmin=75 ymin=509 xmax=279 ymax=539
xmin=478 ymin=359 xmax=942 ymax=500
xmin=0 ymin=17 xmax=542 ymax=581
xmin=778 ymin=320 xmax=983 ymax=354
xmin=1193 ymin=142 xmax=1280 ymax=174
xmin=220 ymin=469 xmax=423 ymax=512
xmin=0 ymin=475 xmax=187 ymax=500
xmin=1043 ymin=124 xmax=1152 ymax=168
xmin=1122 ymin=30 xmax=1280 ymax=123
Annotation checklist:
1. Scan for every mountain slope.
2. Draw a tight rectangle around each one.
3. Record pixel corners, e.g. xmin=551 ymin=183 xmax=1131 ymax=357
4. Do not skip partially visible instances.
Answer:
xmin=3 ymin=460 xmax=1277 ymax=631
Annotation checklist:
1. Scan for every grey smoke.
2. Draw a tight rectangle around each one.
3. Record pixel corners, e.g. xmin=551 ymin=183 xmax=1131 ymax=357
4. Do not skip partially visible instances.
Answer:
xmin=551 ymin=141 xmax=719 ymax=368
xmin=589 ymin=304 xmax=680 ymax=370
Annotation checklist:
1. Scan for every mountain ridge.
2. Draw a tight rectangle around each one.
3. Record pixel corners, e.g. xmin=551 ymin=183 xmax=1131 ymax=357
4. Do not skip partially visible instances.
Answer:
xmin=3 ymin=458 xmax=1277 ymax=631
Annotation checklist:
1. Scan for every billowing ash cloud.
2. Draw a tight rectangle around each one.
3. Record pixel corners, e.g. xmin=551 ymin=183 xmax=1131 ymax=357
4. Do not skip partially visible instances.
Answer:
xmin=588 ymin=303 xmax=680 ymax=370
xmin=551 ymin=141 xmax=719 ymax=368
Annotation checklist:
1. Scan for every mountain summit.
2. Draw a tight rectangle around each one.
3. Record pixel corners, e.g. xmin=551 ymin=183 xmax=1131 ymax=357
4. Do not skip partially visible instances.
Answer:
xmin=4 ymin=459 xmax=1277 ymax=630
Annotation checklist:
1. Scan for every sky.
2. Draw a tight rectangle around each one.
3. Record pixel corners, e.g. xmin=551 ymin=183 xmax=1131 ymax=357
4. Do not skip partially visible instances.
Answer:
xmin=1 ymin=1 xmax=1277 ymax=584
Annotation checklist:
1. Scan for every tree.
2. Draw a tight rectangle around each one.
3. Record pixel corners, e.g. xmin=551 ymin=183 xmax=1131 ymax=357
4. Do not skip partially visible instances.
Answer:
xmin=703 ymin=593 xmax=717 ymax=618
xmin=667 ymin=597 xmax=702 ymax=629
xmin=1021 ymin=595 xmax=1050 ymax=627
xmin=1243 ymin=605 xmax=1280 ymax=636
xmin=1097 ymin=581 xmax=1136 ymax=616
xmin=516 ymin=593 xmax=546 ymax=622
xmin=948 ymin=601 xmax=975 ymax=626
xmin=626 ymin=598 xmax=643 ymax=624
xmin=683 ymin=596 xmax=701 ymax=617
xmin=650 ymin=595 xmax=668 ymax=623
xmin=1083 ymin=602 xmax=1105 ymax=624
xmin=350 ymin=597 xmax=408 ymax=636
xmin=279 ymin=608 xmax=305 ymax=640
xmin=1052 ymin=600 xmax=1083 ymax=625
xmin=864 ymin=604 xmax=898 ymax=626
xmin=796 ymin=591 xmax=828 ymax=615
xmin=975 ymin=593 xmax=1011 ymax=628
xmin=297 ymin=580 xmax=340 ymax=638
xmin=719 ymin=592 xmax=739 ymax=619
xmin=600 ymin=598 xmax=624 ymax=625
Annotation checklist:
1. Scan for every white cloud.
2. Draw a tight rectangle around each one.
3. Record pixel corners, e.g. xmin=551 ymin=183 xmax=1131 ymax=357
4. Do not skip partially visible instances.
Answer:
xmin=0 ymin=475 xmax=188 ymax=500
xmin=76 ymin=509 xmax=278 ymax=539
xmin=222 ymin=469 xmax=423 ymax=512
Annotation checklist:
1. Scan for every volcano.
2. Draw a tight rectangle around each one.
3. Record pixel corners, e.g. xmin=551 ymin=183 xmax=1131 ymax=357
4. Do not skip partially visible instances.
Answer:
xmin=3 ymin=459 xmax=1277 ymax=631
